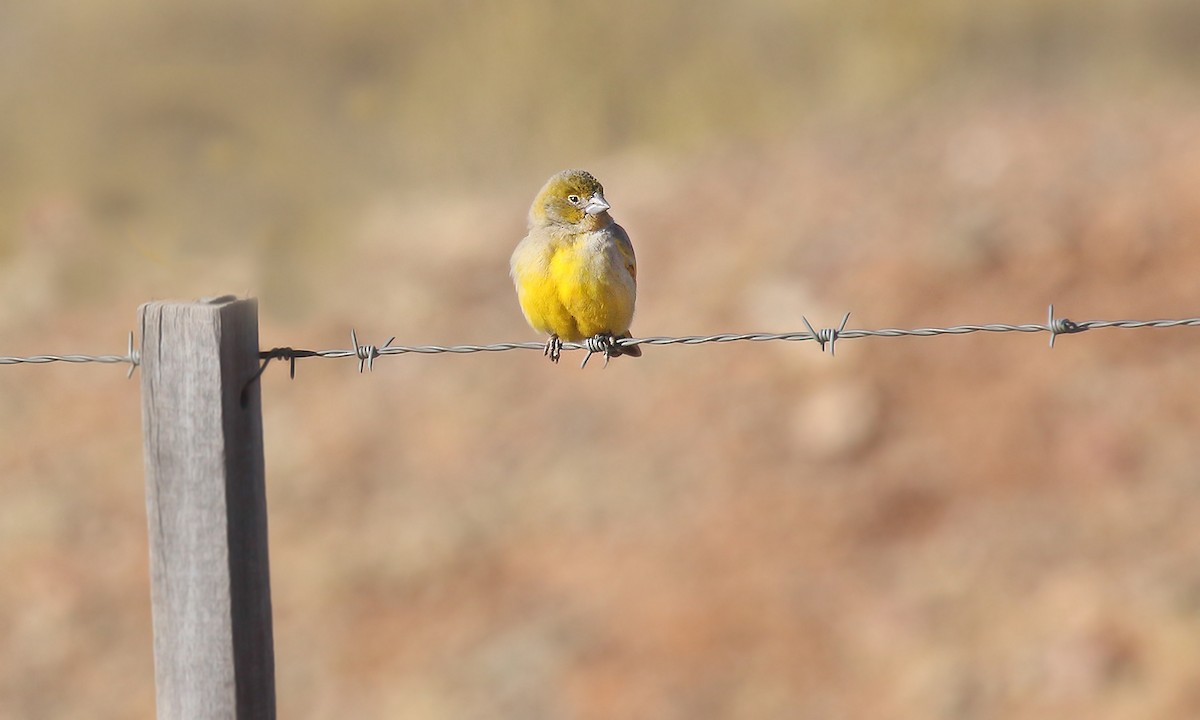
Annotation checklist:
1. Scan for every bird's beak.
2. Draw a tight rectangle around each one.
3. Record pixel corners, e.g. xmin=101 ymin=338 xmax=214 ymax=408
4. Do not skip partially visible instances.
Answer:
xmin=583 ymin=193 xmax=610 ymax=215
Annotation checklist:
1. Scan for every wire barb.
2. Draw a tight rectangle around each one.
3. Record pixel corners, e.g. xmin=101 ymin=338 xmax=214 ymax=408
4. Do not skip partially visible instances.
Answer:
xmin=802 ymin=312 xmax=851 ymax=356
xmin=126 ymin=331 xmax=139 ymax=379
xmin=580 ymin=334 xmax=617 ymax=369
xmin=351 ymin=329 xmax=395 ymax=373
xmin=1046 ymin=304 xmax=1084 ymax=348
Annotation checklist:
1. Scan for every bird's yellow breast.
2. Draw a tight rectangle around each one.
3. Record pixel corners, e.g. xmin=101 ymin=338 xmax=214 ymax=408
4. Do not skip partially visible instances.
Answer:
xmin=512 ymin=234 xmax=635 ymax=342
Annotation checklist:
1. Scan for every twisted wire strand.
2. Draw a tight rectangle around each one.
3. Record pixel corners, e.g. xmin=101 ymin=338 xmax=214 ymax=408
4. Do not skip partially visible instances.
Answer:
xmin=0 ymin=333 xmax=140 ymax=377
xmin=0 ymin=353 xmax=136 ymax=365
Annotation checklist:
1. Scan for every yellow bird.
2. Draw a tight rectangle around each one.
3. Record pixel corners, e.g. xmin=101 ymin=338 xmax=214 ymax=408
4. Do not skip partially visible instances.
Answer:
xmin=511 ymin=169 xmax=642 ymax=366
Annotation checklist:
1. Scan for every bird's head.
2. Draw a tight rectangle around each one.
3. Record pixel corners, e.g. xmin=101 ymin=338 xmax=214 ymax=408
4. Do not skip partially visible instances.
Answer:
xmin=529 ymin=169 xmax=611 ymax=230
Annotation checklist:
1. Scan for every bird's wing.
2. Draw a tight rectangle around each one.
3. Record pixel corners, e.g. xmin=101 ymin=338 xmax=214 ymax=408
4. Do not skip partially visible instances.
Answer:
xmin=611 ymin=223 xmax=637 ymax=282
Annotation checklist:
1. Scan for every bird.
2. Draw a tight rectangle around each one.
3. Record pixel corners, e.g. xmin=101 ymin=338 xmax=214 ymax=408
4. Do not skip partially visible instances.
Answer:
xmin=510 ymin=169 xmax=641 ymax=367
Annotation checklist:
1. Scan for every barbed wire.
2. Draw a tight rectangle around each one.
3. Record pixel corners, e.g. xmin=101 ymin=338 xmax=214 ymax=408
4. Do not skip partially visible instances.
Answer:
xmin=255 ymin=305 xmax=1200 ymax=374
xmin=3 ymin=307 xmax=1199 ymax=377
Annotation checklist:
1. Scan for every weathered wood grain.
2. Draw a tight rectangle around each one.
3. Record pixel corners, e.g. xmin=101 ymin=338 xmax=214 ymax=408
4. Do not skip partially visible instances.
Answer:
xmin=139 ymin=297 xmax=275 ymax=720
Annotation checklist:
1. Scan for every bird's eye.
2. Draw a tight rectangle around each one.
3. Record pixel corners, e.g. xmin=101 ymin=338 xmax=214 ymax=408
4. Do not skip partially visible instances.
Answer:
xmin=567 ymin=194 xmax=580 ymax=204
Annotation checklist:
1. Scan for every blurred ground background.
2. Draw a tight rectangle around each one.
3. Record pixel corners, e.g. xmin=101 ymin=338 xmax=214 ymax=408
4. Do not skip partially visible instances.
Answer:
xmin=3 ymin=1 xmax=1200 ymax=718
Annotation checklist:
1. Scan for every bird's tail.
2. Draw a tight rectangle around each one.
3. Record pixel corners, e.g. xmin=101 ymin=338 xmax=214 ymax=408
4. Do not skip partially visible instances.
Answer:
xmin=614 ymin=332 xmax=642 ymax=357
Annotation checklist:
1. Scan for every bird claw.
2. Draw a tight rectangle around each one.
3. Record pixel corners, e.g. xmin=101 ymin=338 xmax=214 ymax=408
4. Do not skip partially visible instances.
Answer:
xmin=544 ymin=335 xmax=563 ymax=363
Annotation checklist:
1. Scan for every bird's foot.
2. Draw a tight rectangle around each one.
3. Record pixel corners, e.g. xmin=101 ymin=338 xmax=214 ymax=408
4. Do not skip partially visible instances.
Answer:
xmin=580 ymin=333 xmax=617 ymax=369
xmin=543 ymin=335 xmax=563 ymax=363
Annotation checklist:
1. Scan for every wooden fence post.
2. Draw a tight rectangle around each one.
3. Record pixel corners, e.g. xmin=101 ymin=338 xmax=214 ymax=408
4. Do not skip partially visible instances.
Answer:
xmin=138 ymin=297 xmax=275 ymax=720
